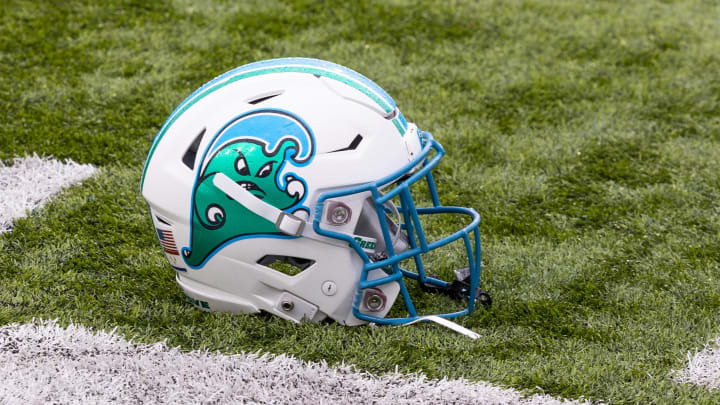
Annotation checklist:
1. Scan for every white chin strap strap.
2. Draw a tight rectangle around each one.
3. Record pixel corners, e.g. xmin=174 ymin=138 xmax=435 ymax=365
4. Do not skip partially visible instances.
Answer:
xmin=403 ymin=316 xmax=480 ymax=340
xmin=213 ymin=172 xmax=312 ymax=237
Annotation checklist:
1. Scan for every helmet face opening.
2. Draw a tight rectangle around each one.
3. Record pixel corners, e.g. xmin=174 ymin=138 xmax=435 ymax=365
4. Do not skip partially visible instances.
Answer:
xmin=142 ymin=57 xmax=485 ymax=328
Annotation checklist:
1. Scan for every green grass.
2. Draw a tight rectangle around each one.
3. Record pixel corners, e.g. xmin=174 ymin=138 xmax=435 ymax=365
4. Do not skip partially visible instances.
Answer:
xmin=2 ymin=0 xmax=720 ymax=402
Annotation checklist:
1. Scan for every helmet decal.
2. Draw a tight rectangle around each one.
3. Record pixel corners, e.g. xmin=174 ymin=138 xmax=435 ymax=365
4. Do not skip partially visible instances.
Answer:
xmin=182 ymin=110 xmax=315 ymax=268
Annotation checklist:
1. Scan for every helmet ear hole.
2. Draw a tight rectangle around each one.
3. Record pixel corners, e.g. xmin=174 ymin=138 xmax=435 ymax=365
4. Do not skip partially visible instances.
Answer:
xmin=257 ymin=255 xmax=315 ymax=277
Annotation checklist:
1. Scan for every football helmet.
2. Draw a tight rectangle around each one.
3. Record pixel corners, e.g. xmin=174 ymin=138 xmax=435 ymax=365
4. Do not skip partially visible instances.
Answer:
xmin=141 ymin=58 xmax=488 ymax=333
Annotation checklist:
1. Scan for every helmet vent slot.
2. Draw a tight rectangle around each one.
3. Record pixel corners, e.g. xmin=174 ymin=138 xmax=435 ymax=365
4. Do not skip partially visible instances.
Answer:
xmin=182 ymin=127 xmax=206 ymax=170
xmin=257 ymin=255 xmax=315 ymax=277
xmin=155 ymin=215 xmax=172 ymax=226
xmin=329 ymin=134 xmax=363 ymax=153
xmin=247 ymin=91 xmax=283 ymax=105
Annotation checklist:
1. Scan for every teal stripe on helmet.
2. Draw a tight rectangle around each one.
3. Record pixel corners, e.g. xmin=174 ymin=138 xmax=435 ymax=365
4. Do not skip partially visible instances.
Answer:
xmin=231 ymin=58 xmax=398 ymax=109
xmin=392 ymin=118 xmax=405 ymax=134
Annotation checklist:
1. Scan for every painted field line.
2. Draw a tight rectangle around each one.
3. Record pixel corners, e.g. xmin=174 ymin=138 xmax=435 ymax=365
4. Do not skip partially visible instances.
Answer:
xmin=0 ymin=155 xmax=96 ymax=233
xmin=674 ymin=336 xmax=720 ymax=390
xmin=0 ymin=320 xmax=588 ymax=404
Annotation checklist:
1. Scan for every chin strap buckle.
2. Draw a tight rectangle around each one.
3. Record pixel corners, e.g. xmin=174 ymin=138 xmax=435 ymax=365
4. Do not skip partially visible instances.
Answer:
xmin=420 ymin=268 xmax=492 ymax=308
xmin=275 ymin=211 xmax=305 ymax=237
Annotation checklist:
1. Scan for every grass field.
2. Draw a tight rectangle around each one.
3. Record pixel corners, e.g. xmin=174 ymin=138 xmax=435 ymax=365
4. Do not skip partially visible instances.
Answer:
xmin=1 ymin=0 xmax=720 ymax=402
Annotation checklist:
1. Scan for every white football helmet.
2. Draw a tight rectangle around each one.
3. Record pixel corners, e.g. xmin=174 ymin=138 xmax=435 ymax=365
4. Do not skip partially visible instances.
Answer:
xmin=141 ymin=58 xmax=488 ymax=330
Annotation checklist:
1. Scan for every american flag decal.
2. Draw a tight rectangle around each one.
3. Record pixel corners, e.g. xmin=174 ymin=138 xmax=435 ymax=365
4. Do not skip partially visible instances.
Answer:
xmin=156 ymin=228 xmax=179 ymax=255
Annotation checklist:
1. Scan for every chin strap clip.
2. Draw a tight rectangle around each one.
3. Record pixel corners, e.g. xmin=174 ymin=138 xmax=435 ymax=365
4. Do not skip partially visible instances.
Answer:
xmin=420 ymin=268 xmax=492 ymax=308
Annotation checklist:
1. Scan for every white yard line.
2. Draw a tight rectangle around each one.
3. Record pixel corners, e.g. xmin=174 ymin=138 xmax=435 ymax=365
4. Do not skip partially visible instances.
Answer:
xmin=0 ymin=320 xmax=587 ymax=404
xmin=0 ymin=155 xmax=96 ymax=233
xmin=674 ymin=336 xmax=720 ymax=390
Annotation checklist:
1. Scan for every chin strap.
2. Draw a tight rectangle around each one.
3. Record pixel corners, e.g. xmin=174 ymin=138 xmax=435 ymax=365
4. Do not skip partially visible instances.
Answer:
xmin=213 ymin=172 xmax=312 ymax=237
xmin=403 ymin=315 xmax=480 ymax=339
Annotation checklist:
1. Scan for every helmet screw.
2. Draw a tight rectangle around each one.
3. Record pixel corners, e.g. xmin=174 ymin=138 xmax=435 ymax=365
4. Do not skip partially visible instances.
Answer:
xmin=332 ymin=206 xmax=349 ymax=224
xmin=327 ymin=202 xmax=351 ymax=225
xmin=321 ymin=281 xmax=337 ymax=296
xmin=363 ymin=288 xmax=387 ymax=312
xmin=280 ymin=300 xmax=294 ymax=312
xmin=367 ymin=295 xmax=383 ymax=310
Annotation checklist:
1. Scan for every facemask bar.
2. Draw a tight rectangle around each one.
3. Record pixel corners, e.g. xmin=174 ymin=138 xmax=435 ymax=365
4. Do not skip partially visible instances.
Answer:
xmin=313 ymin=131 xmax=483 ymax=326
